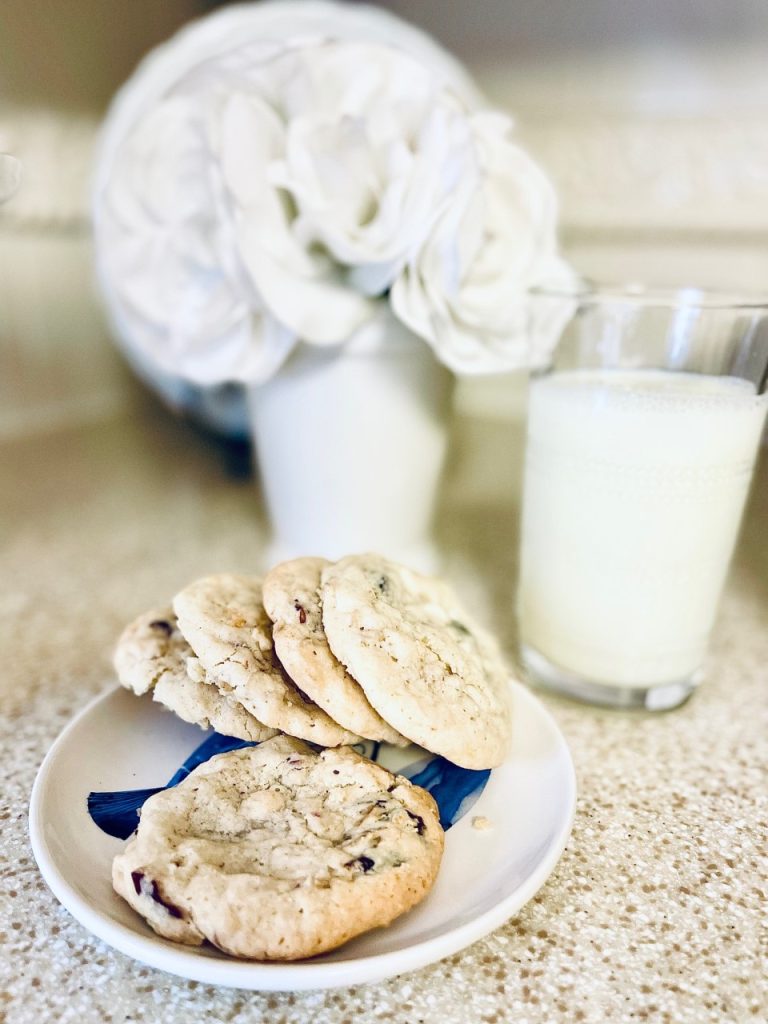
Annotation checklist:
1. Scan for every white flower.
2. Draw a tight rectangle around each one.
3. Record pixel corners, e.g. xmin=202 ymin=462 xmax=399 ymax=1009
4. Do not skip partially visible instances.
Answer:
xmin=213 ymin=42 xmax=478 ymax=345
xmin=391 ymin=112 xmax=575 ymax=373
xmin=94 ymin=3 xmax=571 ymax=385
xmin=93 ymin=1 xmax=482 ymax=386
xmin=96 ymin=95 xmax=294 ymax=385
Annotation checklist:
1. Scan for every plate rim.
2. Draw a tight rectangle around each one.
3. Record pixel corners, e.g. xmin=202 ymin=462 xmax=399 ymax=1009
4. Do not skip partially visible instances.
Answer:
xmin=29 ymin=682 xmax=576 ymax=991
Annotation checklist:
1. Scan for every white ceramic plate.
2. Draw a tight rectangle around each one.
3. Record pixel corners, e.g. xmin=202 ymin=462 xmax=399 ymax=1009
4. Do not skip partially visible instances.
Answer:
xmin=29 ymin=682 xmax=576 ymax=991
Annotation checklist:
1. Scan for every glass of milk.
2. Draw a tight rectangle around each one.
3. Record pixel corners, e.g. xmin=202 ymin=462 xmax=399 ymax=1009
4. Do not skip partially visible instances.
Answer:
xmin=518 ymin=285 xmax=768 ymax=710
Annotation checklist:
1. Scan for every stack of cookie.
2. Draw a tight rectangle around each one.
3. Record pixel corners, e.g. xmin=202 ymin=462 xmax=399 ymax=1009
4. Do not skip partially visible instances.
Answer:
xmin=115 ymin=553 xmax=513 ymax=771
xmin=111 ymin=553 xmax=513 ymax=960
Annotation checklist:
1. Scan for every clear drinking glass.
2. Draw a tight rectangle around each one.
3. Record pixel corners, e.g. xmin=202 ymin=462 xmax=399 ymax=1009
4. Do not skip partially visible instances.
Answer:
xmin=518 ymin=284 xmax=768 ymax=711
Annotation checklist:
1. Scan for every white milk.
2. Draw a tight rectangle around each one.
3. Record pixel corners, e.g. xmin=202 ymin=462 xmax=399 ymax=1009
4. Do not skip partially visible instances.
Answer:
xmin=518 ymin=369 xmax=767 ymax=687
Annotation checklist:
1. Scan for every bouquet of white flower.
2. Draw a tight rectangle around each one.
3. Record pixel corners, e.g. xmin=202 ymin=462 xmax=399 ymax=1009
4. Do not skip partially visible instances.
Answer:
xmin=93 ymin=0 xmax=572 ymax=388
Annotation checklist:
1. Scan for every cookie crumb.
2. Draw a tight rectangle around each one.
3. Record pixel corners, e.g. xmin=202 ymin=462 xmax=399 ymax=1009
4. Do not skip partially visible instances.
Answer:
xmin=472 ymin=815 xmax=492 ymax=831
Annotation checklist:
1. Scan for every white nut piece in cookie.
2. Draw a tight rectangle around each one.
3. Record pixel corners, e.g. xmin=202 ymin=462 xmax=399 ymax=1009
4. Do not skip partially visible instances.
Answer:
xmin=112 ymin=735 xmax=444 ymax=960
xmin=114 ymin=607 xmax=277 ymax=743
xmin=263 ymin=557 xmax=408 ymax=747
xmin=321 ymin=554 xmax=512 ymax=769
xmin=173 ymin=574 xmax=361 ymax=748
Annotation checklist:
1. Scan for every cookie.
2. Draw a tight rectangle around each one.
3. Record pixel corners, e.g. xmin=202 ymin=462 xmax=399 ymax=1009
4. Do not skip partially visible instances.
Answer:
xmin=173 ymin=574 xmax=361 ymax=747
xmin=114 ymin=607 xmax=277 ymax=743
xmin=112 ymin=734 xmax=444 ymax=959
xmin=114 ymin=608 xmax=188 ymax=697
xmin=321 ymin=554 xmax=512 ymax=769
xmin=153 ymin=671 xmax=278 ymax=744
xmin=263 ymin=558 xmax=408 ymax=747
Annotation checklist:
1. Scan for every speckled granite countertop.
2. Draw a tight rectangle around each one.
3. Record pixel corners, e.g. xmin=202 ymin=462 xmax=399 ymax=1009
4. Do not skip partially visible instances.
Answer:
xmin=1 ymin=397 xmax=766 ymax=1024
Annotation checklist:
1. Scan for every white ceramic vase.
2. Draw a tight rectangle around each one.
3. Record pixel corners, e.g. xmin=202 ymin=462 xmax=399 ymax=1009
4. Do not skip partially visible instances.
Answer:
xmin=249 ymin=310 xmax=452 ymax=572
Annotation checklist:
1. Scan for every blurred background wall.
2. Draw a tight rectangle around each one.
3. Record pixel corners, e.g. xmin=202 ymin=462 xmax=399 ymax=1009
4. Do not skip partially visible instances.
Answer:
xmin=2 ymin=0 xmax=768 ymax=432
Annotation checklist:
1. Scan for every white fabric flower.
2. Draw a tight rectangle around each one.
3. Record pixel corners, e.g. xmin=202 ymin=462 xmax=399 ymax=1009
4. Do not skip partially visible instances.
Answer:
xmin=97 ymin=94 xmax=294 ymax=385
xmin=93 ymin=1 xmax=481 ymax=386
xmin=391 ymin=112 xmax=576 ymax=374
xmin=211 ymin=42 xmax=478 ymax=347
xmin=94 ymin=2 xmax=570 ymax=385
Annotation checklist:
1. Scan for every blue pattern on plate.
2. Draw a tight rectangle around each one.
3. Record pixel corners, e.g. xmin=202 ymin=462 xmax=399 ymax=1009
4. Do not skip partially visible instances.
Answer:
xmin=405 ymin=757 xmax=491 ymax=831
xmin=87 ymin=733 xmax=490 ymax=840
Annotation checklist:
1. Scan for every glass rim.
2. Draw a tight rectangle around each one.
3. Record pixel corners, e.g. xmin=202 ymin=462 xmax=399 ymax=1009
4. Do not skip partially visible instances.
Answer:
xmin=530 ymin=279 xmax=768 ymax=312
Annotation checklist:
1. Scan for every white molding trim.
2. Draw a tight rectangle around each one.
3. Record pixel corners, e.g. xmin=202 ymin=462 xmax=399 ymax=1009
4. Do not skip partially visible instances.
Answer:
xmin=479 ymin=44 xmax=768 ymax=238
xmin=0 ymin=108 xmax=97 ymax=227
xmin=517 ymin=112 xmax=768 ymax=236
